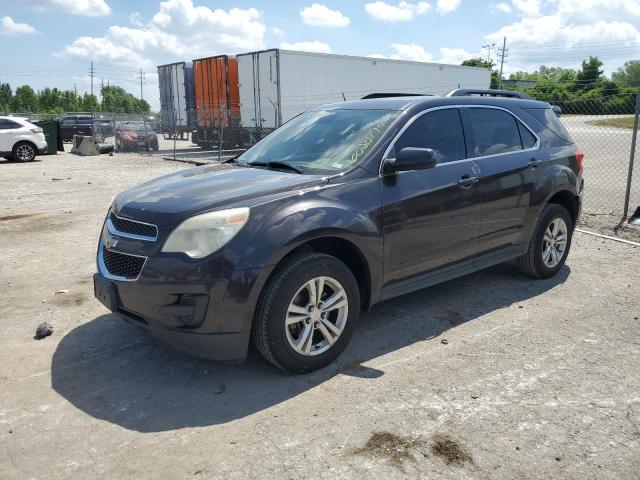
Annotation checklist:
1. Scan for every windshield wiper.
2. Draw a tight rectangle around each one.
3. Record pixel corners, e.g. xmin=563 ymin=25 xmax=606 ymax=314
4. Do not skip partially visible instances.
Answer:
xmin=221 ymin=155 xmax=239 ymax=164
xmin=247 ymin=161 xmax=304 ymax=174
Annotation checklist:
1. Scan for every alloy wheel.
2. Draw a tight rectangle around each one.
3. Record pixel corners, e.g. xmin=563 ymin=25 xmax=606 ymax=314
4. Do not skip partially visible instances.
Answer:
xmin=16 ymin=144 xmax=34 ymax=161
xmin=285 ymin=276 xmax=349 ymax=356
xmin=542 ymin=218 xmax=568 ymax=268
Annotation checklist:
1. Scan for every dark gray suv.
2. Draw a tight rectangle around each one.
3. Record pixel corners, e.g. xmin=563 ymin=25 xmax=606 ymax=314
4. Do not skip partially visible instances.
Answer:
xmin=94 ymin=89 xmax=583 ymax=373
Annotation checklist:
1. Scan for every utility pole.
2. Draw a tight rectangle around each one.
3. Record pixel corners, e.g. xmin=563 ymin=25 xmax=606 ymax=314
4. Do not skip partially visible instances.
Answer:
xmin=74 ymin=83 xmax=77 ymax=95
xmin=498 ymin=36 xmax=507 ymax=88
xmin=481 ymin=43 xmax=495 ymax=64
xmin=138 ymin=68 xmax=145 ymax=100
xmin=89 ymin=61 xmax=95 ymax=96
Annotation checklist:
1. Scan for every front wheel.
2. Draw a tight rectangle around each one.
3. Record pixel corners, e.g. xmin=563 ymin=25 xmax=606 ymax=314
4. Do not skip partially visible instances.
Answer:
xmin=516 ymin=203 xmax=573 ymax=278
xmin=253 ymin=253 xmax=360 ymax=373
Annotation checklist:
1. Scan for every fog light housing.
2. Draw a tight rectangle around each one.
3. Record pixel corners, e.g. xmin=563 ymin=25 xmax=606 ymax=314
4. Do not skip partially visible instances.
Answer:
xmin=159 ymin=294 xmax=209 ymax=328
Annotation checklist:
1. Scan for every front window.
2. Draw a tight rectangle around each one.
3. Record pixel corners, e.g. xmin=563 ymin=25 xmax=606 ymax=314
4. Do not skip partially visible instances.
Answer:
xmin=237 ymin=109 xmax=399 ymax=174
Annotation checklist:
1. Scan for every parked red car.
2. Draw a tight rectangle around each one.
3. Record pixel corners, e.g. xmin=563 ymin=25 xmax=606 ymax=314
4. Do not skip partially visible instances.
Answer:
xmin=115 ymin=122 xmax=159 ymax=152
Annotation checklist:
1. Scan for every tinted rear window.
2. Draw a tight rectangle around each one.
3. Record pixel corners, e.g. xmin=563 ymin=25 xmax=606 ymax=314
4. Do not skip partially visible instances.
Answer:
xmin=467 ymin=108 xmax=522 ymax=156
xmin=524 ymin=108 xmax=573 ymax=143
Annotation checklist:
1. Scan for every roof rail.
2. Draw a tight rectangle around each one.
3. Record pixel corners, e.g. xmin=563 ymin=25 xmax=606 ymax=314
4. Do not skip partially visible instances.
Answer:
xmin=446 ymin=89 xmax=533 ymax=100
xmin=361 ymin=93 xmax=432 ymax=99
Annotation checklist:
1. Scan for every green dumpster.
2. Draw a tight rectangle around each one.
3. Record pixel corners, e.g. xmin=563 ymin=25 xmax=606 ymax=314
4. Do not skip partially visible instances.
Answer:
xmin=35 ymin=120 xmax=61 ymax=155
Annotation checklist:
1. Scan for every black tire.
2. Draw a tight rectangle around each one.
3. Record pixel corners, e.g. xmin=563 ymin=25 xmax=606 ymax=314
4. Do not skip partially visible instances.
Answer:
xmin=253 ymin=253 xmax=360 ymax=373
xmin=516 ymin=203 xmax=573 ymax=279
xmin=12 ymin=141 xmax=36 ymax=162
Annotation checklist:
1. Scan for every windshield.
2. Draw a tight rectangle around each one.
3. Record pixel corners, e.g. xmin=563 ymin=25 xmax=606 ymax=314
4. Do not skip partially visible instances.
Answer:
xmin=237 ymin=109 xmax=399 ymax=174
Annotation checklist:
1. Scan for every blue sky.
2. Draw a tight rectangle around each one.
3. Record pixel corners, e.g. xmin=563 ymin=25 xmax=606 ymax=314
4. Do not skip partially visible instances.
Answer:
xmin=1 ymin=0 xmax=639 ymax=110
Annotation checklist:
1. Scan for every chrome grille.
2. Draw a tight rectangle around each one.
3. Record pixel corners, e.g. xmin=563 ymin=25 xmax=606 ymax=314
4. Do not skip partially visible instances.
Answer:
xmin=109 ymin=212 xmax=157 ymax=239
xmin=101 ymin=246 xmax=146 ymax=280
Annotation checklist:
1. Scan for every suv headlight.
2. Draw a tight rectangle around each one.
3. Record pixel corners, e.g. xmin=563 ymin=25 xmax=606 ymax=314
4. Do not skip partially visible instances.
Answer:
xmin=162 ymin=208 xmax=250 ymax=258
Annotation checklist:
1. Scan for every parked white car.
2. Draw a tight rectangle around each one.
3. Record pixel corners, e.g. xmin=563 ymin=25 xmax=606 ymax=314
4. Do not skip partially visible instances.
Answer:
xmin=0 ymin=116 xmax=48 ymax=161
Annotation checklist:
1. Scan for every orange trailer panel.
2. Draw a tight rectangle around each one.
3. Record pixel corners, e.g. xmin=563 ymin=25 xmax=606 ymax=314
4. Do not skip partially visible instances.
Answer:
xmin=193 ymin=55 xmax=240 ymax=128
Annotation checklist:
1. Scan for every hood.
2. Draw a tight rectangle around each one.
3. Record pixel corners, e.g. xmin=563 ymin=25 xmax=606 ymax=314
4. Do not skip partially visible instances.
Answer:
xmin=113 ymin=165 xmax=326 ymax=227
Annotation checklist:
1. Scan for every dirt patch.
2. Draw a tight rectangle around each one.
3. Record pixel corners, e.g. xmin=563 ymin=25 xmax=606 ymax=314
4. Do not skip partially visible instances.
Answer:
xmin=579 ymin=213 xmax=640 ymax=242
xmin=352 ymin=431 xmax=426 ymax=469
xmin=0 ymin=211 xmax=75 ymax=234
xmin=51 ymin=292 xmax=90 ymax=308
xmin=0 ymin=212 xmax=47 ymax=222
xmin=431 ymin=433 xmax=473 ymax=467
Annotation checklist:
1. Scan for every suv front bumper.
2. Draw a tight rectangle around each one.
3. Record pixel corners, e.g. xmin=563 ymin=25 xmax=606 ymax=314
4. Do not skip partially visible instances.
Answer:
xmin=94 ymin=247 xmax=271 ymax=362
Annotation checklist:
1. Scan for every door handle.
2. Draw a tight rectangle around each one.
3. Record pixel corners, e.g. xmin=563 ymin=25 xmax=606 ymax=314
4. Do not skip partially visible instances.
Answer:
xmin=458 ymin=176 xmax=478 ymax=189
xmin=528 ymin=157 xmax=541 ymax=169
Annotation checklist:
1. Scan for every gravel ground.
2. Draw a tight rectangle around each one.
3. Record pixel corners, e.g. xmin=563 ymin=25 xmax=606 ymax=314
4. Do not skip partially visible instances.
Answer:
xmin=1 ymin=152 xmax=639 ymax=480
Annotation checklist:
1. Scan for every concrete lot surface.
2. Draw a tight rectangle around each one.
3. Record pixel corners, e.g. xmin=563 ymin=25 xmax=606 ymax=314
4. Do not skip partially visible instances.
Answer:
xmin=1 ymin=153 xmax=639 ymax=479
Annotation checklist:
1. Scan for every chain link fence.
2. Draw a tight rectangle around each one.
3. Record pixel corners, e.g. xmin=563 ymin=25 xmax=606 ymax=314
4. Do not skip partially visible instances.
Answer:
xmin=11 ymin=92 xmax=639 ymax=233
xmin=532 ymin=93 xmax=639 ymax=233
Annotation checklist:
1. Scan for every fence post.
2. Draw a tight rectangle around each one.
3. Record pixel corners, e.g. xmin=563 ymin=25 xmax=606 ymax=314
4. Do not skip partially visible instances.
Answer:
xmin=619 ymin=94 xmax=640 ymax=227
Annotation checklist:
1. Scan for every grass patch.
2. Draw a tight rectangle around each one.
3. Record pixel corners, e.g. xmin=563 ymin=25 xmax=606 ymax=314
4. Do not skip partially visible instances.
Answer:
xmin=587 ymin=117 xmax=635 ymax=129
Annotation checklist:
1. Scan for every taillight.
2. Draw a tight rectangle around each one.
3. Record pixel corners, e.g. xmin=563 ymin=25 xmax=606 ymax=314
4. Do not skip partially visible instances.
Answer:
xmin=30 ymin=127 xmax=43 ymax=133
xmin=575 ymin=149 xmax=584 ymax=175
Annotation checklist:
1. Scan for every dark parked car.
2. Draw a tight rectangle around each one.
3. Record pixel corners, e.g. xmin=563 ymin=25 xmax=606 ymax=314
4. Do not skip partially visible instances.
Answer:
xmin=94 ymin=90 xmax=583 ymax=373
xmin=57 ymin=115 xmax=94 ymax=142
xmin=115 ymin=121 xmax=159 ymax=152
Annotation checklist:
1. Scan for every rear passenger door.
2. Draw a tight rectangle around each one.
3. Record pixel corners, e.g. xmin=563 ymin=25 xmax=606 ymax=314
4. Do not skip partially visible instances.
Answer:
xmin=0 ymin=119 xmax=20 ymax=152
xmin=461 ymin=106 xmax=540 ymax=266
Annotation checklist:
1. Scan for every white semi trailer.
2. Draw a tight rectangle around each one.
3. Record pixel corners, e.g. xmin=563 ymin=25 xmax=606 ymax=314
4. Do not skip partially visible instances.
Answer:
xmin=157 ymin=62 xmax=196 ymax=139
xmin=237 ymin=49 xmax=491 ymax=130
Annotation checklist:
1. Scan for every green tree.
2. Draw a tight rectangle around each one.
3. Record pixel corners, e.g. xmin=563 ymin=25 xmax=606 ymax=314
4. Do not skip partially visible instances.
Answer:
xmin=11 ymin=85 xmax=39 ymax=112
xmin=60 ymin=90 xmax=80 ymax=112
xmin=574 ymin=56 xmax=604 ymax=91
xmin=101 ymin=85 xmax=150 ymax=113
xmin=38 ymin=87 xmax=64 ymax=113
xmin=80 ymin=93 xmax=99 ymax=112
xmin=0 ymin=83 xmax=12 ymax=112
xmin=612 ymin=60 xmax=640 ymax=87
xmin=461 ymin=58 xmax=500 ymax=88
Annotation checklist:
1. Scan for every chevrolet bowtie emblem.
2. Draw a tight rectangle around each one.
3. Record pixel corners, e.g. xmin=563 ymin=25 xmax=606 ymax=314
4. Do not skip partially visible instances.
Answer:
xmin=104 ymin=233 xmax=119 ymax=250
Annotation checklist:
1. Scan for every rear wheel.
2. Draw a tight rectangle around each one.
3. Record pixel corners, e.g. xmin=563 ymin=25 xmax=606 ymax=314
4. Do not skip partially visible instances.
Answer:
xmin=12 ymin=142 xmax=36 ymax=162
xmin=253 ymin=253 xmax=360 ymax=373
xmin=516 ymin=203 xmax=573 ymax=278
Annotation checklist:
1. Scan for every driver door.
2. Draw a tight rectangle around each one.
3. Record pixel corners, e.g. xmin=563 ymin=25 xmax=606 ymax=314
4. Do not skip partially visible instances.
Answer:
xmin=379 ymin=108 xmax=482 ymax=296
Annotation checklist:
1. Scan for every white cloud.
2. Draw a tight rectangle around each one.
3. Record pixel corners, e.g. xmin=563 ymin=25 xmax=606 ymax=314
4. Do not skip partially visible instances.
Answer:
xmin=300 ymin=3 xmax=350 ymax=27
xmin=129 ymin=12 xmax=144 ymax=27
xmin=390 ymin=43 xmax=434 ymax=61
xmin=31 ymin=0 xmax=111 ymax=17
xmin=280 ymin=41 xmax=332 ymax=54
xmin=511 ymin=0 xmax=540 ymax=17
xmin=371 ymin=44 xmax=481 ymax=64
xmin=436 ymin=0 xmax=461 ymax=14
xmin=364 ymin=1 xmax=431 ymax=22
xmin=0 ymin=16 xmax=38 ymax=36
xmin=491 ymin=2 xmax=512 ymax=13
xmin=486 ymin=0 xmax=640 ymax=73
xmin=438 ymin=47 xmax=477 ymax=63
xmin=271 ymin=27 xmax=285 ymax=37
xmin=58 ymin=1 xmax=266 ymax=69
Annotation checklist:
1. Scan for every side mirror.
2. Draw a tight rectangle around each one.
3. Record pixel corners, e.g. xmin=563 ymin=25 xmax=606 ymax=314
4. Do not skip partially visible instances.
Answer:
xmin=383 ymin=147 xmax=437 ymax=174
xmin=551 ymin=105 xmax=562 ymax=117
